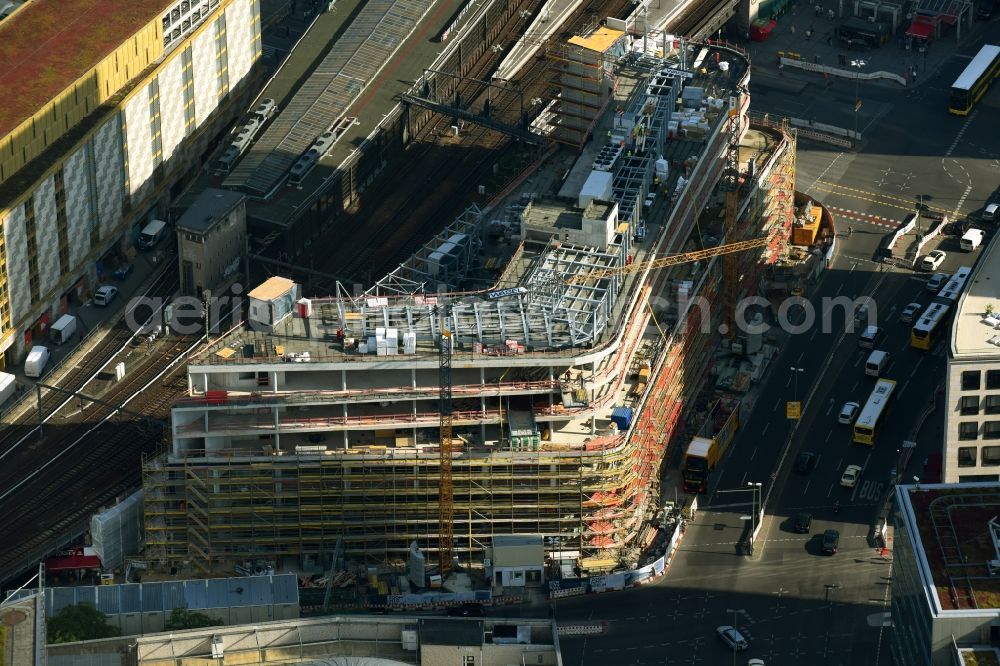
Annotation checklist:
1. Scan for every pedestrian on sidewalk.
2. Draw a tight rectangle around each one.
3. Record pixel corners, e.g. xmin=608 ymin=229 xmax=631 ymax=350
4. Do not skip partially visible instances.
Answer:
xmin=828 ymin=8 xmax=835 ymax=19
xmin=815 ymin=3 xmax=822 ymax=16
xmin=790 ymin=24 xmax=796 ymax=34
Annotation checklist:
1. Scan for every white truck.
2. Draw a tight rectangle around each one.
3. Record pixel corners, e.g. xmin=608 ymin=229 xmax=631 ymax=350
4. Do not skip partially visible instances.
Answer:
xmin=49 ymin=314 xmax=77 ymax=345
xmin=0 ymin=371 xmax=15 ymax=405
xmin=138 ymin=219 xmax=168 ymax=250
xmin=24 ymin=346 xmax=50 ymax=378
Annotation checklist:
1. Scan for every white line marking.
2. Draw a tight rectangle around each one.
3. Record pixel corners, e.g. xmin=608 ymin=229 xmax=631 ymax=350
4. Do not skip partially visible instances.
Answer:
xmin=804 ymin=479 xmax=811 ymax=494
xmin=851 ymin=380 xmax=859 ymax=392
xmin=750 ymin=446 xmax=758 ymax=460
xmin=775 ymin=397 xmax=782 ymax=412
xmin=797 ymin=351 xmax=805 ymax=364
xmin=815 ymin=453 xmax=822 ymax=467
xmin=826 ymin=401 xmax=834 ymax=416
xmin=811 ymin=328 xmax=818 ymax=340
xmin=898 ymin=379 xmax=910 ymax=398
xmin=740 ymin=471 xmax=748 ymax=485
xmin=762 ymin=423 xmax=770 ymax=437
xmin=826 ymin=430 xmax=832 ymax=442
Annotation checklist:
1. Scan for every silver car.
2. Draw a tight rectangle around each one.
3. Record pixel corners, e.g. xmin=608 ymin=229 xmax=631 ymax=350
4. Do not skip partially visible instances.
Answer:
xmin=717 ymin=625 xmax=749 ymax=651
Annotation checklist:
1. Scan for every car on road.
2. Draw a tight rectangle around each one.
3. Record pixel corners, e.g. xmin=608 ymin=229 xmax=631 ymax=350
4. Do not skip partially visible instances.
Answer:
xmin=920 ymin=250 xmax=947 ymax=271
xmin=840 ymin=464 xmax=863 ymax=487
xmin=112 ymin=263 xmax=134 ymax=281
xmin=821 ymin=529 xmax=840 ymax=555
xmin=795 ymin=451 xmax=816 ymax=473
xmin=927 ymin=272 xmax=949 ymax=292
xmin=838 ymin=402 xmax=860 ymax=425
xmin=900 ymin=302 xmax=922 ymax=323
xmin=793 ymin=512 xmax=812 ymax=534
xmin=748 ymin=660 xmax=767 ymax=666
xmin=716 ymin=625 xmax=749 ymax=651
xmin=93 ymin=284 xmax=118 ymax=307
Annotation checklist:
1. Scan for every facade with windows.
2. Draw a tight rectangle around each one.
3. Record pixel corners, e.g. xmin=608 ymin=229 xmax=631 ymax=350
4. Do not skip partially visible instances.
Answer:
xmin=0 ymin=0 xmax=262 ymax=370
xmin=945 ymin=232 xmax=1000 ymax=482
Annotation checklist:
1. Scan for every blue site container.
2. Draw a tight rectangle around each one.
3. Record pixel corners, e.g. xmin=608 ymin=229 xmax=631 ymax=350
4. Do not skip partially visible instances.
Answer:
xmin=611 ymin=406 xmax=633 ymax=431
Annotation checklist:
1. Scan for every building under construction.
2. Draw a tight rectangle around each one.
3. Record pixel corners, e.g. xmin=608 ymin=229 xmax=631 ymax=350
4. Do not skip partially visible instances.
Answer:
xmin=143 ymin=36 xmax=799 ymax=575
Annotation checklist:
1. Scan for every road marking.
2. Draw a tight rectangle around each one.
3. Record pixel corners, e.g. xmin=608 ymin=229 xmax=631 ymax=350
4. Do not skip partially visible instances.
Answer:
xmin=774 ymin=397 xmax=782 ymax=412
xmin=853 ymin=354 xmax=861 ymax=367
xmin=836 ymin=457 xmax=843 ymax=471
xmin=750 ymin=446 xmax=758 ymax=460
xmin=827 ymin=484 xmax=834 ymax=497
xmin=825 ymin=430 xmax=832 ymax=442
xmin=740 ymin=471 xmax=748 ymax=485
xmin=762 ymin=423 xmax=770 ymax=437
xmin=826 ymin=401 xmax=834 ymax=416
xmin=815 ymin=453 xmax=822 ymax=467
xmin=898 ymin=379 xmax=910 ymax=398
xmin=851 ymin=380 xmax=859 ymax=392
xmin=797 ymin=351 xmax=805 ymax=364
xmin=804 ymin=479 xmax=811 ymax=494
xmin=810 ymin=328 xmax=818 ymax=340
xmin=850 ymin=452 xmax=873 ymax=502
xmin=945 ymin=109 xmax=976 ymax=158
xmin=835 ymin=282 xmax=844 ymax=296
xmin=786 ymin=374 xmax=793 ymax=387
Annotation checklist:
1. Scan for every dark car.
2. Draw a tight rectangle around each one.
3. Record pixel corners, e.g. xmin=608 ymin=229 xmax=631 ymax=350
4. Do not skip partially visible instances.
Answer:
xmin=795 ymin=452 xmax=816 ymax=474
xmin=794 ymin=512 xmax=812 ymax=534
xmin=112 ymin=263 xmax=134 ymax=281
xmin=821 ymin=529 xmax=840 ymax=555
xmin=447 ymin=603 xmax=485 ymax=617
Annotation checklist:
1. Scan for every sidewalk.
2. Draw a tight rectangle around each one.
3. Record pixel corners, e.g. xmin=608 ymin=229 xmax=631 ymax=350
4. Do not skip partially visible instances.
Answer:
xmin=741 ymin=2 xmax=982 ymax=90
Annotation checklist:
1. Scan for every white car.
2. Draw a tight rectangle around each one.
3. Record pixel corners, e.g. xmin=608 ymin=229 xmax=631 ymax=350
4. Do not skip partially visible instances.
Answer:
xmin=838 ymin=402 xmax=860 ymax=425
xmin=840 ymin=464 xmax=863 ymax=488
xmin=920 ymin=250 xmax=946 ymax=271
xmin=900 ymin=302 xmax=922 ymax=323
xmin=93 ymin=284 xmax=118 ymax=307
xmin=926 ymin=272 xmax=949 ymax=292
xmin=748 ymin=660 xmax=767 ymax=666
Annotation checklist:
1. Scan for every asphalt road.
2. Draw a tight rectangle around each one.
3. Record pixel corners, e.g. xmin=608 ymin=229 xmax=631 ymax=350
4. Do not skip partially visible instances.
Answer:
xmin=554 ymin=24 xmax=1000 ymax=665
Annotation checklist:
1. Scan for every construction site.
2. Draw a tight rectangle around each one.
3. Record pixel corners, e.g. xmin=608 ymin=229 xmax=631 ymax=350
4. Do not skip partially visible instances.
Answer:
xmin=142 ymin=28 xmax=809 ymax=585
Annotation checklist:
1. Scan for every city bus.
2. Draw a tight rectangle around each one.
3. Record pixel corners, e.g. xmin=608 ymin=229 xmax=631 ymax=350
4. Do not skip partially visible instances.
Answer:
xmin=949 ymin=44 xmax=1000 ymax=115
xmin=853 ymin=379 xmax=897 ymax=445
xmin=911 ymin=302 xmax=951 ymax=350
xmin=934 ymin=266 xmax=973 ymax=305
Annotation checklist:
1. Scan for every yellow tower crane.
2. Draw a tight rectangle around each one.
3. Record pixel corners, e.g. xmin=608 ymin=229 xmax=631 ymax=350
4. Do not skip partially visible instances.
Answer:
xmin=436 ymin=234 xmax=770 ymax=577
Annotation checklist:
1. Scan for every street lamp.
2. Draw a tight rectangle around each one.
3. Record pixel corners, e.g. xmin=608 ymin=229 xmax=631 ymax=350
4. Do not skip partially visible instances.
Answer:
xmin=789 ymin=366 xmax=805 ymax=405
xmin=725 ymin=608 xmax=743 ymax=666
xmin=850 ymin=59 xmax=867 ymax=142
xmin=745 ymin=482 xmax=762 ymax=554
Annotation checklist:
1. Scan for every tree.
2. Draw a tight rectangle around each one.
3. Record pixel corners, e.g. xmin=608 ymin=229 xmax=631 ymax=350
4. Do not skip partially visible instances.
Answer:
xmin=163 ymin=608 xmax=222 ymax=631
xmin=47 ymin=603 xmax=119 ymax=644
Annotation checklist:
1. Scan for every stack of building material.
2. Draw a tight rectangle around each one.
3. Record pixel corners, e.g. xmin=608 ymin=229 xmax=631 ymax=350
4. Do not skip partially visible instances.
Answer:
xmin=403 ymin=332 xmax=417 ymax=354
xmin=385 ymin=328 xmax=398 ymax=355
xmin=376 ymin=327 xmax=388 ymax=356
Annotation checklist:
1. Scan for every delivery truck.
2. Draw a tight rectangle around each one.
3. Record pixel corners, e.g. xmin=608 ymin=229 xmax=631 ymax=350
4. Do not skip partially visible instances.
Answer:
xmin=682 ymin=397 xmax=741 ymax=493
xmin=0 ymin=371 xmax=15 ymax=405
xmin=24 ymin=346 xmax=50 ymax=378
xmin=49 ymin=314 xmax=77 ymax=345
xmin=138 ymin=219 xmax=168 ymax=250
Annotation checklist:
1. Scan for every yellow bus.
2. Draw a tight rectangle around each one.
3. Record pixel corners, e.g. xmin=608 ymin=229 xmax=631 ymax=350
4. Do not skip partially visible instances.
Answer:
xmin=949 ymin=45 xmax=1000 ymax=115
xmin=853 ymin=379 xmax=897 ymax=445
xmin=911 ymin=302 xmax=950 ymax=351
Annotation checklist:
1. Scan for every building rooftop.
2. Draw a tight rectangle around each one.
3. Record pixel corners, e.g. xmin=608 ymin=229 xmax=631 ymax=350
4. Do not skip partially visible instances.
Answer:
xmin=176 ymin=188 xmax=245 ymax=233
xmin=953 ymin=231 xmax=1000 ymax=357
xmin=0 ymin=0 xmax=169 ymax=140
xmin=249 ymin=276 xmax=296 ymax=301
xmin=899 ymin=483 xmax=1000 ymax=612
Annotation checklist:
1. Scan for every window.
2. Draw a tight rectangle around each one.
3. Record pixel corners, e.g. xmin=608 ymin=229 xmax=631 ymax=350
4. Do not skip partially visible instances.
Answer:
xmin=985 ymin=421 xmax=1000 ymax=440
xmin=958 ymin=447 xmax=977 ymax=467
xmin=961 ymin=396 xmax=980 ymax=415
xmin=988 ymin=370 xmax=1000 ymax=390
xmin=960 ymin=422 xmax=979 ymax=440
xmin=984 ymin=446 xmax=1000 ymax=466
xmin=987 ymin=395 xmax=1000 ymax=415
xmin=963 ymin=370 xmax=982 ymax=391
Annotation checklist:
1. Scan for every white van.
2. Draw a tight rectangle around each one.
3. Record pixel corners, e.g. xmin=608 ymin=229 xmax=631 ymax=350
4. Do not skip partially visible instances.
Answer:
xmin=865 ymin=350 xmax=890 ymax=377
xmin=961 ymin=228 xmax=985 ymax=251
xmin=984 ymin=203 xmax=998 ymax=223
xmin=859 ymin=325 xmax=883 ymax=349
xmin=24 ymin=346 xmax=50 ymax=378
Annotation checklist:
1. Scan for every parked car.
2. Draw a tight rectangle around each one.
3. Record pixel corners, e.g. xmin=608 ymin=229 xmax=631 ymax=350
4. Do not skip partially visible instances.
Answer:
xmin=920 ymin=250 xmax=946 ymax=271
xmin=840 ymin=464 xmax=863 ymax=488
xmin=93 ymin=284 xmax=118 ymax=307
xmin=900 ymin=302 xmax=922 ymax=323
xmin=112 ymin=263 xmax=134 ymax=281
xmin=716 ymin=625 xmax=749 ymax=651
xmin=838 ymin=402 xmax=860 ymax=425
xmin=795 ymin=452 xmax=816 ymax=474
xmin=793 ymin=512 xmax=813 ymax=534
xmin=748 ymin=660 xmax=767 ymax=666
xmin=821 ymin=529 xmax=840 ymax=555
xmin=926 ymin=272 xmax=949 ymax=292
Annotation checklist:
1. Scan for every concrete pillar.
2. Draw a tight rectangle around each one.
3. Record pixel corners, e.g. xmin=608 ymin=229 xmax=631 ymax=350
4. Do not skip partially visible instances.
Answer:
xmin=273 ymin=407 xmax=280 ymax=450
xmin=272 ymin=370 xmax=278 ymax=392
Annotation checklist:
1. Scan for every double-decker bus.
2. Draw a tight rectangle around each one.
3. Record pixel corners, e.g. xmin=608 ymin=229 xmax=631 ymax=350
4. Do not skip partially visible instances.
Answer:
xmin=910 ymin=266 xmax=973 ymax=350
xmin=949 ymin=44 xmax=1000 ymax=115
xmin=853 ymin=379 xmax=897 ymax=445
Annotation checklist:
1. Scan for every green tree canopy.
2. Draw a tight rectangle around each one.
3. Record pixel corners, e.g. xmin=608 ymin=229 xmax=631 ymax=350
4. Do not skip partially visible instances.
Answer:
xmin=47 ymin=603 xmax=119 ymax=644
xmin=163 ymin=608 xmax=222 ymax=631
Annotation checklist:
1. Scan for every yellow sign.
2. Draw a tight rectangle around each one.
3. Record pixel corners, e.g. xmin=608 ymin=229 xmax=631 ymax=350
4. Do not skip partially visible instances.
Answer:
xmin=786 ymin=401 xmax=801 ymax=419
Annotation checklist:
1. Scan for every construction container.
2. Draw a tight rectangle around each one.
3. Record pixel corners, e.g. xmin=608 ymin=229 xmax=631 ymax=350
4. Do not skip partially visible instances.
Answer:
xmin=611 ymin=406 xmax=633 ymax=431
xmin=248 ymin=277 xmax=298 ymax=332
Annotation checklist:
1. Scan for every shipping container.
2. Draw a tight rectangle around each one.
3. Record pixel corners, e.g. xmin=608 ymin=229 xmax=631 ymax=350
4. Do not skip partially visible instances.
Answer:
xmin=610 ymin=406 xmax=633 ymax=430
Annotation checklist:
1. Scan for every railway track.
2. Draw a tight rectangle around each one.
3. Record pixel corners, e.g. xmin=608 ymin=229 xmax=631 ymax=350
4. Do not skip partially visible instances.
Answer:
xmin=0 ymin=268 xmax=179 ymax=453
xmin=0 ymin=334 xmax=197 ymax=583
